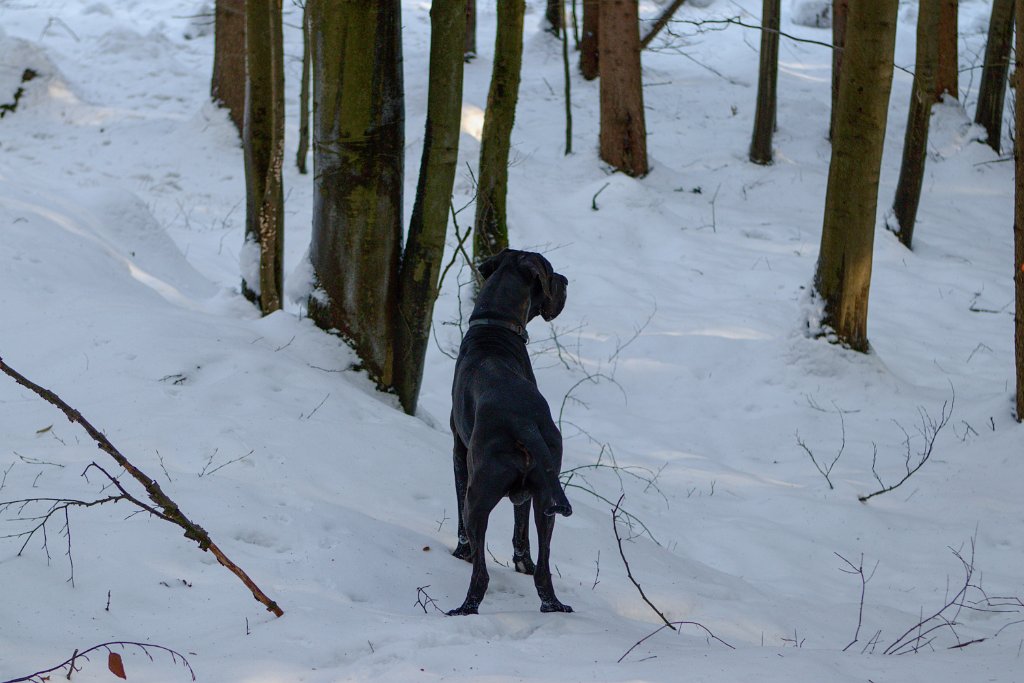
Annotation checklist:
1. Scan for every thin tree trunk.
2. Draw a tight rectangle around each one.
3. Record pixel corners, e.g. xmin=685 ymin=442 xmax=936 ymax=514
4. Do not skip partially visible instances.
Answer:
xmin=580 ymin=0 xmax=599 ymax=79
xmin=309 ymin=0 xmax=404 ymax=387
xmin=639 ymin=0 xmax=687 ymax=49
xmin=394 ymin=0 xmax=467 ymax=415
xmin=546 ymin=0 xmax=563 ymax=33
xmin=1014 ymin=0 xmax=1024 ymax=420
xmin=829 ymin=0 xmax=848 ymax=141
xmin=889 ymin=0 xmax=940 ymax=249
xmin=561 ymin=0 xmax=573 ymax=154
xmin=975 ymin=0 xmax=1014 ymax=153
xmin=935 ymin=0 xmax=958 ymax=100
xmin=749 ymin=0 xmax=780 ymax=165
xmin=813 ymin=0 xmax=899 ymax=352
xmin=296 ymin=0 xmax=311 ymax=174
xmin=599 ymin=0 xmax=648 ymax=177
xmin=474 ymin=0 xmax=525 ymax=264
xmin=211 ymin=0 xmax=245 ymax=133
xmin=242 ymin=0 xmax=284 ymax=314
xmin=465 ymin=0 xmax=477 ymax=59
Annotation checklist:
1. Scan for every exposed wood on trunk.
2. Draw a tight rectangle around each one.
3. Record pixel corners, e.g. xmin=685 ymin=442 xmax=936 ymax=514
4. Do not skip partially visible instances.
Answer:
xmin=749 ymin=0 xmax=780 ymax=165
xmin=975 ymin=0 xmax=1014 ymax=153
xmin=242 ymin=0 xmax=284 ymax=314
xmin=599 ymin=0 xmax=648 ymax=177
xmin=814 ymin=0 xmax=899 ymax=351
xmin=473 ymin=0 xmax=525 ymax=264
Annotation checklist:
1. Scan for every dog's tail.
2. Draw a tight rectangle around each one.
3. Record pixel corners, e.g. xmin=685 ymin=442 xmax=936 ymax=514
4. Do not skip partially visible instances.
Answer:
xmin=521 ymin=429 xmax=573 ymax=518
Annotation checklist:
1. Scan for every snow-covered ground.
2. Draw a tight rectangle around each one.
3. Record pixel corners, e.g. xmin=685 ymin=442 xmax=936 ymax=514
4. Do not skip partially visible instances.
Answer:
xmin=1 ymin=1 xmax=1021 ymax=681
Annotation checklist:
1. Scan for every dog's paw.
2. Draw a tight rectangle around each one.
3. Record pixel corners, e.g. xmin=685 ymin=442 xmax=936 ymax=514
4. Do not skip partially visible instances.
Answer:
xmin=540 ymin=600 xmax=573 ymax=613
xmin=513 ymin=555 xmax=536 ymax=575
xmin=452 ymin=543 xmax=473 ymax=562
xmin=447 ymin=604 xmax=479 ymax=616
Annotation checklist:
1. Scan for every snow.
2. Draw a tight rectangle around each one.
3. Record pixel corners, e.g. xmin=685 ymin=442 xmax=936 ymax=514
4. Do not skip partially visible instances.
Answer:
xmin=1 ymin=0 xmax=1021 ymax=681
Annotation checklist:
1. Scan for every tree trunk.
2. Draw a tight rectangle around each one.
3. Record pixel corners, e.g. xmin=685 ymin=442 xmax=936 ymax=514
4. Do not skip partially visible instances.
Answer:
xmin=465 ymin=0 xmax=477 ymax=59
xmin=212 ymin=0 xmax=245 ymax=133
xmin=813 ymin=0 xmax=898 ymax=352
xmin=242 ymin=0 xmax=284 ymax=314
xmin=749 ymin=0 xmax=780 ymax=165
xmin=580 ymin=0 xmax=599 ymax=79
xmin=889 ymin=0 xmax=940 ymax=249
xmin=975 ymin=0 xmax=1014 ymax=153
xmin=546 ymin=0 xmax=563 ymax=33
xmin=1014 ymin=0 xmax=1024 ymax=420
xmin=935 ymin=0 xmax=958 ymax=100
xmin=829 ymin=0 xmax=848 ymax=141
xmin=394 ymin=0 xmax=467 ymax=415
xmin=473 ymin=0 xmax=525 ymax=264
xmin=309 ymin=0 xmax=404 ymax=388
xmin=599 ymin=0 xmax=648 ymax=177
xmin=296 ymin=0 xmax=311 ymax=174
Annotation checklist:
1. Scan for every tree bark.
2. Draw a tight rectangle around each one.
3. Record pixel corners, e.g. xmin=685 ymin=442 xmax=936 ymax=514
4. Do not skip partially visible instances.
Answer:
xmin=599 ymin=0 xmax=648 ymax=177
xmin=975 ymin=0 xmax=1014 ymax=153
xmin=813 ymin=0 xmax=898 ymax=351
xmin=473 ymin=0 xmax=525 ymax=264
xmin=546 ymin=0 xmax=563 ymax=33
xmin=394 ymin=0 xmax=467 ymax=415
xmin=935 ymin=0 xmax=958 ymax=101
xmin=309 ymin=0 xmax=404 ymax=388
xmin=889 ymin=0 xmax=940 ymax=249
xmin=242 ymin=0 xmax=284 ymax=315
xmin=1014 ymin=0 xmax=1024 ymax=420
xmin=296 ymin=0 xmax=311 ymax=174
xmin=211 ymin=0 xmax=245 ymax=134
xmin=465 ymin=0 xmax=477 ymax=59
xmin=749 ymin=0 xmax=780 ymax=165
xmin=829 ymin=0 xmax=848 ymax=141
xmin=580 ymin=0 xmax=599 ymax=79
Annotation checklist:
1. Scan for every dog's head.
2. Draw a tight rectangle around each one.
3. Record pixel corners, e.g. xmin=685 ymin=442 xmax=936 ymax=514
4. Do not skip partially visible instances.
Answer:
xmin=478 ymin=249 xmax=568 ymax=322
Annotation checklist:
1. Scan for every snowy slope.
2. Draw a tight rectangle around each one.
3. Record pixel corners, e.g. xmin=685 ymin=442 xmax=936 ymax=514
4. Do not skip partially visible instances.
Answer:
xmin=1 ymin=1 xmax=1022 ymax=681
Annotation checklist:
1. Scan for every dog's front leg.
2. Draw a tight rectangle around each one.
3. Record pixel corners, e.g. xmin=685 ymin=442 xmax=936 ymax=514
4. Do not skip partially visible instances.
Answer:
xmin=512 ymin=500 xmax=536 ymax=574
xmin=532 ymin=505 xmax=573 ymax=613
xmin=448 ymin=485 xmax=503 ymax=615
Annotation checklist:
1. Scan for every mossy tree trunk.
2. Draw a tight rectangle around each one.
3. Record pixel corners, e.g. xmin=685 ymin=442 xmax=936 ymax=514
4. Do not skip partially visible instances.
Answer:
xmin=813 ymin=0 xmax=898 ymax=352
xmin=212 ymin=0 xmax=245 ymax=133
xmin=936 ymin=0 xmax=958 ymax=100
xmin=474 ymin=0 xmax=525 ymax=264
xmin=829 ymin=0 xmax=848 ymax=141
xmin=394 ymin=0 xmax=467 ymax=415
xmin=1014 ymin=0 xmax=1024 ymax=420
xmin=749 ymin=0 xmax=780 ymax=165
xmin=309 ymin=0 xmax=404 ymax=388
xmin=580 ymin=0 xmax=599 ymax=79
xmin=888 ymin=0 xmax=939 ymax=249
xmin=242 ymin=0 xmax=284 ymax=314
xmin=975 ymin=0 xmax=1014 ymax=153
xmin=296 ymin=0 xmax=311 ymax=174
xmin=599 ymin=0 xmax=648 ymax=177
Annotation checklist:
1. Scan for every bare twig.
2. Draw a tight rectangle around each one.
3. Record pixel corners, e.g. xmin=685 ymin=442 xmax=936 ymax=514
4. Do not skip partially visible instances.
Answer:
xmin=415 ymin=585 xmax=444 ymax=614
xmin=640 ymin=0 xmax=688 ymax=49
xmin=618 ymin=619 xmax=734 ymax=662
xmin=0 ymin=355 xmax=284 ymax=617
xmin=611 ymin=495 xmax=675 ymax=631
xmin=796 ymin=401 xmax=848 ymax=489
xmin=836 ymin=552 xmax=877 ymax=652
xmin=1 ymin=641 xmax=195 ymax=683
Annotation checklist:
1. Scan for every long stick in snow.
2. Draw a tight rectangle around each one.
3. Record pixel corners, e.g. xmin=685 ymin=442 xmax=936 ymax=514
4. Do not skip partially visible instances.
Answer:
xmin=0 ymin=355 xmax=284 ymax=617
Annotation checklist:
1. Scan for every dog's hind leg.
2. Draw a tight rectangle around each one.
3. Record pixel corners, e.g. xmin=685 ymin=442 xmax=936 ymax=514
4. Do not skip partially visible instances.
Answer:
xmin=532 ymin=503 xmax=573 ymax=613
xmin=451 ymin=427 xmax=472 ymax=562
xmin=448 ymin=484 xmax=504 ymax=615
xmin=512 ymin=500 xmax=536 ymax=575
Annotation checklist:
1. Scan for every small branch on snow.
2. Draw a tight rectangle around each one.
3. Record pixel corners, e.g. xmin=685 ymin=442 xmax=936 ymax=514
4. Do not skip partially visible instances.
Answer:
xmin=0 ymin=641 xmax=195 ymax=683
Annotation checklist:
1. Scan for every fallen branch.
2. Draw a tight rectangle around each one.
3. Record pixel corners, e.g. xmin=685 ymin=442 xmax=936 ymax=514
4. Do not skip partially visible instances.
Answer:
xmin=0 ymin=355 xmax=283 ymax=617
xmin=640 ymin=0 xmax=687 ymax=49
xmin=1 ymin=641 xmax=195 ymax=683
xmin=611 ymin=494 xmax=674 ymax=631
xmin=618 ymin=619 xmax=734 ymax=662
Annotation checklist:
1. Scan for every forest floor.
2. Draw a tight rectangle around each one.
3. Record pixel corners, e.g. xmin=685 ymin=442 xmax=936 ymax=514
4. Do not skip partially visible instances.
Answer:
xmin=1 ymin=1 xmax=1022 ymax=681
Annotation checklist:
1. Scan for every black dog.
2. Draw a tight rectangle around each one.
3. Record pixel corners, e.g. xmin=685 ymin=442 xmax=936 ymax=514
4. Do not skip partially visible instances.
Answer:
xmin=448 ymin=249 xmax=573 ymax=616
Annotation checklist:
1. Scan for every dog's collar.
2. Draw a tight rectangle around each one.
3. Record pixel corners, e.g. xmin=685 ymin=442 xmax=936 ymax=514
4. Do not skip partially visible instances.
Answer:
xmin=468 ymin=317 xmax=529 ymax=343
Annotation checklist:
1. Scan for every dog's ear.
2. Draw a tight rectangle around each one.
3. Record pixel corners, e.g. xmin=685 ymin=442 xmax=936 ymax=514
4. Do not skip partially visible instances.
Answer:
xmin=519 ymin=253 xmax=553 ymax=303
xmin=477 ymin=249 xmax=510 ymax=280
xmin=541 ymin=273 xmax=568 ymax=321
